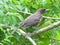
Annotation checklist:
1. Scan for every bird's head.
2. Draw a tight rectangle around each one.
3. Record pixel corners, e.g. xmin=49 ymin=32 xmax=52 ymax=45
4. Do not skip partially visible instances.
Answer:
xmin=37 ymin=8 xmax=49 ymax=14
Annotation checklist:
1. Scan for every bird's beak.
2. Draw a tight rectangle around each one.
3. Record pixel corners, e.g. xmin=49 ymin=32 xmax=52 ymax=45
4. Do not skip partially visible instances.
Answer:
xmin=46 ymin=9 xmax=50 ymax=12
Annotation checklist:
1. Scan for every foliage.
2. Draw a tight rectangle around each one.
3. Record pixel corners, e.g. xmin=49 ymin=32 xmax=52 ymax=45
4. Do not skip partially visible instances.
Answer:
xmin=0 ymin=0 xmax=60 ymax=45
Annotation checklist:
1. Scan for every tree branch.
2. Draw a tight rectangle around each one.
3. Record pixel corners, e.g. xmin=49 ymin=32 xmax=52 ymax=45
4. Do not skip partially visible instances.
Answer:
xmin=30 ymin=21 xmax=60 ymax=36
xmin=40 ymin=36 xmax=60 ymax=41
xmin=43 ymin=16 xmax=60 ymax=20
xmin=18 ymin=29 xmax=36 ymax=45
xmin=0 ymin=24 xmax=11 ymax=29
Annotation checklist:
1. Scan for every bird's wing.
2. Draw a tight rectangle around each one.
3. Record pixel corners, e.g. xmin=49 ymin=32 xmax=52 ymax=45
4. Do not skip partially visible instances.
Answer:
xmin=21 ymin=14 xmax=40 ymax=27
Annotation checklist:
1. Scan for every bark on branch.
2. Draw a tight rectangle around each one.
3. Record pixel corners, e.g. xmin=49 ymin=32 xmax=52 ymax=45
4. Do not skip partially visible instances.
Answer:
xmin=19 ymin=30 xmax=36 ymax=45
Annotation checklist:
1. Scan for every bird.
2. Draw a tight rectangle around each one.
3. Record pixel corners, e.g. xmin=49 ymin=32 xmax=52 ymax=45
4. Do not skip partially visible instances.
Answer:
xmin=11 ymin=8 xmax=49 ymax=35
xmin=21 ymin=8 xmax=49 ymax=28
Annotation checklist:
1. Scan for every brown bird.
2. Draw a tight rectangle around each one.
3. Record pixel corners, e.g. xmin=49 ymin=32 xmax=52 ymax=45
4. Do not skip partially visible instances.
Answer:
xmin=21 ymin=8 xmax=48 ymax=28
xmin=11 ymin=8 xmax=49 ymax=34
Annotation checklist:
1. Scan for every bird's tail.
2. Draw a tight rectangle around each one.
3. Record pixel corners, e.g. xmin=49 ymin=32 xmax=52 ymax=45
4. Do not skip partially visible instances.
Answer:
xmin=11 ymin=26 xmax=20 ymax=35
xmin=11 ymin=22 xmax=23 ymax=35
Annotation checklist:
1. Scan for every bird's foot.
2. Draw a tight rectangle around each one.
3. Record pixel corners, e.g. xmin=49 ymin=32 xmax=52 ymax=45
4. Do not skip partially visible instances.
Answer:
xmin=26 ymin=32 xmax=31 ymax=36
xmin=32 ymin=27 xmax=40 ymax=30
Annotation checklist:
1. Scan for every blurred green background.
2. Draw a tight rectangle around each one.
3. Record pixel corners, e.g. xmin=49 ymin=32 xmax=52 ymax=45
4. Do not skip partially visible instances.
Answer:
xmin=0 ymin=0 xmax=60 ymax=45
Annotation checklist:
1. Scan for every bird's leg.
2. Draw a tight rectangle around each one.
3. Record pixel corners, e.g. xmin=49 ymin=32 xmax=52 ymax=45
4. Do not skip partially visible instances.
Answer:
xmin=25 ymin=32 xmax=31 ymax=36
xmin=32 ymin=26 xmax=40 ymax=30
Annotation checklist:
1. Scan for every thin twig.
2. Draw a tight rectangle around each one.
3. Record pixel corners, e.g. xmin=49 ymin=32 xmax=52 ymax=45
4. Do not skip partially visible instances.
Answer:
xmin=0 ymin=24 xmax=11 ymax=29
xmin=17 ymin=10 xmax=32 ymax=14
xmin=40 ymin=36 xmax=60 ymax=41
xmin=43 ymin=16 xmax=60 ymax=20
